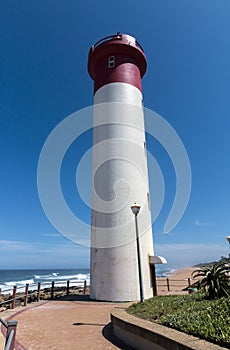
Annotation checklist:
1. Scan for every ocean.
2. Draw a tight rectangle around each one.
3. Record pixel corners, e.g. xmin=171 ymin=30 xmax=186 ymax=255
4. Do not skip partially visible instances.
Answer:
xmin=0 ymin=268 xmax=90 ymax=294
xmin=0 ymin=265 xmax=174 ymax=294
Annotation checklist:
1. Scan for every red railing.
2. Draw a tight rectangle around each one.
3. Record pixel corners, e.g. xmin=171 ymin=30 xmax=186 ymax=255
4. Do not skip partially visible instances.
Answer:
xmin=0 ymin=318 xmax=17 ymax=350
xmin=0 ymin=280 xmax=88 ymax=310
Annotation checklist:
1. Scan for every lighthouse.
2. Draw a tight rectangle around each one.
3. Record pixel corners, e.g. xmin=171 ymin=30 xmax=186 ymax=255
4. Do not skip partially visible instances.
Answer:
xmin=88 ymin=33 xmax=161 ymax=301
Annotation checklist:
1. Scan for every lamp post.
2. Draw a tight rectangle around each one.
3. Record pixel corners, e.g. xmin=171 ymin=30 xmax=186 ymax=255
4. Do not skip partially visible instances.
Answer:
xmin=131 ymin=203 xmax=144 ymax=303
xmin=226 ymin=236 xmax=230 ymax=259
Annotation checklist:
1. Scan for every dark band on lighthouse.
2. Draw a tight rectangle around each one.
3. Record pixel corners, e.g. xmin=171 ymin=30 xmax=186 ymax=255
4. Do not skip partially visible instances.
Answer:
xmin=88 ymin=33 xmax=147 ymax=94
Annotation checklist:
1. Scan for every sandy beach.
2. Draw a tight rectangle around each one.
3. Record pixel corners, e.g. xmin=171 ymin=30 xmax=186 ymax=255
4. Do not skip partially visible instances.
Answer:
xmin=156 ymin=266 xmax=199 ymax=295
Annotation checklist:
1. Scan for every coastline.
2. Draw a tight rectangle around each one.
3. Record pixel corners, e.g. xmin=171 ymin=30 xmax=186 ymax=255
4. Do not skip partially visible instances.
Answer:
xmin=156 ymin=266 xmax=198 ymax=295
xmin=0 ymin=268 xmax=90 ymax=294
xmin=0 ymin=266 xmax=200 ymax=312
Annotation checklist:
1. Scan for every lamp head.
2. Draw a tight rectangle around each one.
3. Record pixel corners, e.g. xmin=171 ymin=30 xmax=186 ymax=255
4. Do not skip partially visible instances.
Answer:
xmin=131 ymin=202 xmax=141 ymax=215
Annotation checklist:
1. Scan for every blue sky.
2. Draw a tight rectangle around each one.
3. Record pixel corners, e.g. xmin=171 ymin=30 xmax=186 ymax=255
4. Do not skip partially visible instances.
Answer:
xmin=1 ymin=0 xmax=230 ymax=269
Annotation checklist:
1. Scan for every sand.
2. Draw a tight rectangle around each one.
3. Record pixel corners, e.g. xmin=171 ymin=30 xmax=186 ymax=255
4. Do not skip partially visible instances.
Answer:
xmin=156 ymin=266 xmax=199 ymax=295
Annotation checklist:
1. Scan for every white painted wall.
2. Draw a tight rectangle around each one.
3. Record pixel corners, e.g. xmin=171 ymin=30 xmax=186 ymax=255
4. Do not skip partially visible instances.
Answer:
xmin=90 ymin=82 xmax=154 ymax=301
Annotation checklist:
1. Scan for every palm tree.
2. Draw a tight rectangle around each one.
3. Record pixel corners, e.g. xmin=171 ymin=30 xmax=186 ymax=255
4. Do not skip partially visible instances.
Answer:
xmin=192 ymin=262 xmax=230 ymax=299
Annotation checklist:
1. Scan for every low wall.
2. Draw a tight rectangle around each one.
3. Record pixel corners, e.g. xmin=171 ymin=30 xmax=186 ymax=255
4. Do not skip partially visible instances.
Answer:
xmin=111 ymin=307 xmax=228 ymax=350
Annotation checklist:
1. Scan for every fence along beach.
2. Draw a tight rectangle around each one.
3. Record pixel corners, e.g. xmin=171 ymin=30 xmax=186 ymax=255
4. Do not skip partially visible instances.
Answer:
xmin=156 ymin=266 xmax=198 ymax=295
xmin=0 ymin=266 xmax=199 ymax=311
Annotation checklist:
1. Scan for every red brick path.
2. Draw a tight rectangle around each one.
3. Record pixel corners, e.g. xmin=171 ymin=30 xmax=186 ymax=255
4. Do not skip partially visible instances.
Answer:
xmin=6 ymin=300 xmax=134 ymax=350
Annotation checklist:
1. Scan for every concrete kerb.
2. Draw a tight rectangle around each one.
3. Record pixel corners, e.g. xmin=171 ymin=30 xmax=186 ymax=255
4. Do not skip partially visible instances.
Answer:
xmin=111 ymin=307 xmax=228 ymax=350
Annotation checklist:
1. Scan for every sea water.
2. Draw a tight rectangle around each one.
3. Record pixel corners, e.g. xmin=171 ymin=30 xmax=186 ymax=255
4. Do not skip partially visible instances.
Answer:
xmin=0 ymin=265 xmax=174 ymax=294
xmin=0 ymin=268 xmax=90 ymax=294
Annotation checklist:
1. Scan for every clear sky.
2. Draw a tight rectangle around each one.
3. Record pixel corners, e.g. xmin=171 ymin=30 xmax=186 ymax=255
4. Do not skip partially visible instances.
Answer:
xmin=1 ymin=0 xmax=230 ymax=269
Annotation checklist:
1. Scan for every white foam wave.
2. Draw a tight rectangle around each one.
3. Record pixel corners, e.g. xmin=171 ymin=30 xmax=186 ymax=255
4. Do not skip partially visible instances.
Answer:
xmin=5 ymin=279 xmax=34 ymax=286
xmin=0 ymin=272 xmax=90 ymax=294
xmin=0 ymin=284 xmax=6 ymax=291
xmin=36 ymin=273 xmax=89 ymax=281
xmin=33 ymin=274 xmax=55 ymax=279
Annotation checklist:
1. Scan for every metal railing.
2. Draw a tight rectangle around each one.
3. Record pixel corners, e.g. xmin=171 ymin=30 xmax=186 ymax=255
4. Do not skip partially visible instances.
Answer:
xmin=156 ymin=277 xmax=199 ymax=293
xmin=0 ymin=318 xmax=17 ymax=350
xmin=91 ymin=33 xmax=144 ymax=53
xmin=0 ymin=279 xmax=88 ymax=349
xmin=0 ymin=280 xmax=89 ymax=310
xmin=92 ymin=33 xmax=122 ymax=49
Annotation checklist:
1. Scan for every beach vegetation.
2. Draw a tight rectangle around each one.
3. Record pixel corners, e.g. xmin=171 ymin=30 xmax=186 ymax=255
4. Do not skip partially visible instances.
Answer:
xmin=192 ymin=262 xmax=230 ymax=299
xmin=127 ymin=292 xmax=230 ymax=348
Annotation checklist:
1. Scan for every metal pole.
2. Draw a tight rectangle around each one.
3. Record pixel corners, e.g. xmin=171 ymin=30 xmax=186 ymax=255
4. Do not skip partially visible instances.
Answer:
xmin=67 ymin=280 xmax=70 ymax=296
xmin=37 ymin=282 xmax=41 ymax=302
xmin=84 ymin=280 xmax=87 ymax=294
xmin=51 ymin=281 xmax=54 ymax=299
xmin=12 ymin=286 xmax=17 ymax=309
xmin=167 ymin=278 xmax=170 ymax=291
xmin=152 ymin=264 xmax=157 ymax=296
xmin=134 ymin=214 xmax=144 ymax=303
xmin=5 ymin=320 xmax=17 ymax=350
xmin=24 ymin=284 xmax=29 ymax=306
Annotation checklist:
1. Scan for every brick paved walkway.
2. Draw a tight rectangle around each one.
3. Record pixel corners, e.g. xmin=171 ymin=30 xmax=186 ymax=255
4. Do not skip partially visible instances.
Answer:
xmin=1 ymin=299 xmax=134 ymax=350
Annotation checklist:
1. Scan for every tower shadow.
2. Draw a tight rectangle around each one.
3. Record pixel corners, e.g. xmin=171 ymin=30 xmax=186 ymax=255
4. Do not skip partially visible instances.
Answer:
xmin=51 ymin=294 xmax=90 ymax=302
xmin=102 ymin=322 xmax=135 ymax=350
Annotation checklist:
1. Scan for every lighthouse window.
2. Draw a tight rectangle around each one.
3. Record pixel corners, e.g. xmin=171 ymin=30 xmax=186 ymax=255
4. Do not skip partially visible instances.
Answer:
xmin=108 ymin=56 xmax=115 ymax=68
xmin=147 ymin=192 xmax=151 ymax=211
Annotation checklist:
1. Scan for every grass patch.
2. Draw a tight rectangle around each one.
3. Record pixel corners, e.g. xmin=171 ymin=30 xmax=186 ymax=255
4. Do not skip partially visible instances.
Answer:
xmin=127 ymin=293 xmax=230 ymax=348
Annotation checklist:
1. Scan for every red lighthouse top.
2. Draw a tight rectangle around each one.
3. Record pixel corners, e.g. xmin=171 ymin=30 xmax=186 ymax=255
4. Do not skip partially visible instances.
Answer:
xmin=88 ymin=33 xmax=147 ymax=93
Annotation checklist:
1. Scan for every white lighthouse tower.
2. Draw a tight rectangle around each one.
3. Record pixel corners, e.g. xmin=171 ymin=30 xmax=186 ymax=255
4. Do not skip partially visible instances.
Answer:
xmin=88 ymin=33 xmax=160 ymax=301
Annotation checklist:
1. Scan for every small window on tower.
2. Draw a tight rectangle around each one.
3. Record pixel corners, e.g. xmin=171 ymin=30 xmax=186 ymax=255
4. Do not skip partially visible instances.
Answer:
xmin=147 ymin=192 xmax=151 ymax=211
xmin=108 ymin=56 xmax=115 ymax=68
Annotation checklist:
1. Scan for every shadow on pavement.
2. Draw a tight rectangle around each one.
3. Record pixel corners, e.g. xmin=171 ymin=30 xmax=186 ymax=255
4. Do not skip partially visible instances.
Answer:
xmin=102 ymin=322 xmax=136 ymax=350
xmin=73 ymin=322 xmax=106 ymax=326
xmin=50 ymin=294 xmax=91 ymax=302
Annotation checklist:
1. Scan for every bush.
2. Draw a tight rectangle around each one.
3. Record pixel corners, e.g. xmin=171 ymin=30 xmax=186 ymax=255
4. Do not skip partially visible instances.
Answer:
xmin=127 ymin=293 xmax=230 ymax=348
xmin=192 ymin=262 xmax=230 ymax=299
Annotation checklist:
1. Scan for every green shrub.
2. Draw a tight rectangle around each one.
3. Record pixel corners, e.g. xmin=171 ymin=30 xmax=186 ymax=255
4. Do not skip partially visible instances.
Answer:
xmin=127 ymin=294 xmax=230 ymax=348
xmin=192 ymin=262 xmax=230 ymax=299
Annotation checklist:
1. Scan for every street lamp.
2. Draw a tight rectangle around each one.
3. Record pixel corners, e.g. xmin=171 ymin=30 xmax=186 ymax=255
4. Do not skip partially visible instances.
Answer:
xmin=226 ymin=236 xmax=230 ymax=259
xmin=131 ymin=203 xmax=144 ymax=303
